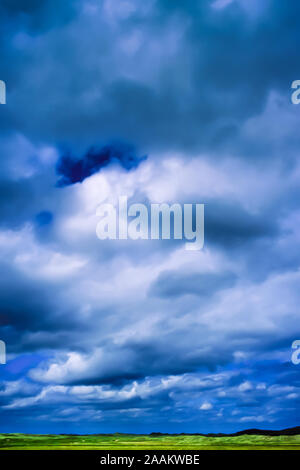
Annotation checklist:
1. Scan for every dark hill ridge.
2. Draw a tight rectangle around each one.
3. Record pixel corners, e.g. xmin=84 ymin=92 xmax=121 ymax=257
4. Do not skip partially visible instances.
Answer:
xmin=53 ymin=426 xmax=300 ymax=437
xmin=149 ymin=426 xmax=300 ymax=437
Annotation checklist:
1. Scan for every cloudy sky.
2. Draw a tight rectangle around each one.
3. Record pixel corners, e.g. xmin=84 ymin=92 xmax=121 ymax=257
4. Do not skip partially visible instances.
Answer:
xmin=0 ymin=0 xmax=300 ymax=434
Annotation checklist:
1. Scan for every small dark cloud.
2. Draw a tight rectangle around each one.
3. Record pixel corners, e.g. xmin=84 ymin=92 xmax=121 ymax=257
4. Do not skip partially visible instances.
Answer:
xmin=35 ymin=211 xmax=53 ymax=227
xmin=56 ymin=142 xmax=146 ymax=186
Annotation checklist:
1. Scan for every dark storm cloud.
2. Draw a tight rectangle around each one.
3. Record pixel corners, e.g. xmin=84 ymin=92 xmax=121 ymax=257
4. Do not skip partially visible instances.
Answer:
xmin=0 ymin=0 xmax=299 ymax=159
xmin=29 ymin=321 xmax=241 ymax=386
xmin=149 ymin=270 xmax=236 ymax=298
xmin=205 ymin=199 xmax=279 ymax=247
xmin=0 ymin=0 xmax=79 ymax=31
xmin=0 ymin=178 xmax=49 ymax=229
xmin=0 ymin=169 xmax=59 ymax=231
xmin=56 ymin=142 xmax=146 ymax=186
xmin=0 ymin=261 xmax=80 ymax=335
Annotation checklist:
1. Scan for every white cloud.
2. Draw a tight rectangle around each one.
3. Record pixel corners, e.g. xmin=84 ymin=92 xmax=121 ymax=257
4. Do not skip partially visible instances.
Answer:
xmin=200 ymin=402 xmax=213 ymax=411
xmin=238 ymin=381 xmax=253 ymax=392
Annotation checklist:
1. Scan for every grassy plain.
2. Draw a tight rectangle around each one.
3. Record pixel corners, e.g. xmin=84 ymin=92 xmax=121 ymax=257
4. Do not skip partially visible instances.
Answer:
xmin=0 ymin=433 xmax=300 ymax=450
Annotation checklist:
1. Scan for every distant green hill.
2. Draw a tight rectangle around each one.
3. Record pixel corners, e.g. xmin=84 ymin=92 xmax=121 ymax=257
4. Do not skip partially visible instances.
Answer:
xmin=149 ymin=426 xmax=300 ymax=437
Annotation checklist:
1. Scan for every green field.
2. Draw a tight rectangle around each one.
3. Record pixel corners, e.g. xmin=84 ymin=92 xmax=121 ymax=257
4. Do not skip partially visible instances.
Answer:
xmin=0 ymin=433 xmax=300 ymax=450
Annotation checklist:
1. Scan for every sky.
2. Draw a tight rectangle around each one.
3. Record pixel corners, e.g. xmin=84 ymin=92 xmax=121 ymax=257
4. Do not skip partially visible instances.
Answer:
xmin=0 ymin=0 xmax=300 ymax=434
